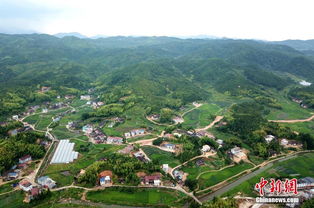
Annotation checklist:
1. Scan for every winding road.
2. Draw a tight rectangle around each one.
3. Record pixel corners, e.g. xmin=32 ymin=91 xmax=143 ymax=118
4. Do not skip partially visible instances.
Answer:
xmin=269 ymin=114 xmax=314 ymax=123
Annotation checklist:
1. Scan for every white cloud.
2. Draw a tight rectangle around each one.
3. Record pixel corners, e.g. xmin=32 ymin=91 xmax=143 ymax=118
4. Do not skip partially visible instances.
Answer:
xmin=1 ymin=0 xmax=314 ymax=40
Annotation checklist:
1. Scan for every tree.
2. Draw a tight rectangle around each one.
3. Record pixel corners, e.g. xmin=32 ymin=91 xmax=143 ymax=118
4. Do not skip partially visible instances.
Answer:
xmin=185 ymin=178 xmax=198 ymax=191
xmin=201 ymin=197 xmax=237 ymax=208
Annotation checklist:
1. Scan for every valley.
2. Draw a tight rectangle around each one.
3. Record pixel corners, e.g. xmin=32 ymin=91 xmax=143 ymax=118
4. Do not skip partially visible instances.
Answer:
xmin=0 ymin=35 xmax=314 ymax=208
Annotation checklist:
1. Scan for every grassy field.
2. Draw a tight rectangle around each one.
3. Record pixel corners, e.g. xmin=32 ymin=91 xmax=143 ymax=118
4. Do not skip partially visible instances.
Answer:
xmin=141 ymin=146 xmax=180 ymax=167
xmin=86 ymin=187 xmax=188 ymax=207
xmin=43 ymin=140 xmax=124 ymax=187
xmin=198 ymin=162 xmax=254 ymax=190
xmin=0 ymin=188 xmax=85 ymax=208
xmin=182 ymin=103 xmax=222 ymax=128
xmin=181 ymin=157 xmax=227 ymax=180
xmin=266 ymin=98 xmax=312 ymax=120
xmin=223 ymin=153 xmax=314 ymax=197
xmin=280 ymin=121 xmax=314 ymax=134
xmin=0 ymin=190 xmax=25 ymax=208
xmin=51 ymin=125 xmax=81 ymax=140
xmin=116 ymin=106 xmax=163 ymax=133
xmin=0 ymin=180 xmax=18 ymax=194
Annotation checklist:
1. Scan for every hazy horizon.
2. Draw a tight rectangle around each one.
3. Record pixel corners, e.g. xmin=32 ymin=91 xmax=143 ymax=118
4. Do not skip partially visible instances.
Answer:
xmin=1 ymin=0 xmax=314 ymax=41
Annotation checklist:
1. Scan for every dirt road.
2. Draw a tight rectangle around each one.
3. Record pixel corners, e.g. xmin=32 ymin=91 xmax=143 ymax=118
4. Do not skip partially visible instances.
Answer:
xmin=269 ymin=114 xmax=314 ymax=123
xmin=195 ymin=116 xmax=224 ymax=131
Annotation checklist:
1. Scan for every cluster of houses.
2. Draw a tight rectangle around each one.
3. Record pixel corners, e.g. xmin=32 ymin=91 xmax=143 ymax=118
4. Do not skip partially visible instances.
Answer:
xmin=82 ymin=124 xmax=124 ymax=144
xmin=264 ymin=135 xmax=303 ymax=149
xmin=19 ymin=175 xmax=56 ymax=203
xmin=280 ymin=138 xmax=303 ymax=149
xmin=8 ymin=125 xmax=33 ymax=136
xmin=196 ymin=130 xmax=216 ymax=139
xmin=124 ymin=129 xmax=146 ymax=138
xmin=292 ymin=97 xmax=309 ymax=109
xmin=6 ymin=155 xmax=32 ymax=181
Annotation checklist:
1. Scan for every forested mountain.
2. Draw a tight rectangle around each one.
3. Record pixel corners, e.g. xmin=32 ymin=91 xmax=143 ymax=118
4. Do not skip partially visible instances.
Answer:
xmin=1 ymin=33 xmax=314 ymax=118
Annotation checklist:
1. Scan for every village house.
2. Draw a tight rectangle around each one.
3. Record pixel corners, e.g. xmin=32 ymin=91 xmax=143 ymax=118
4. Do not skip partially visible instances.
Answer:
xmin=163 ymin=143 xmax=176 ymax=150
xmin=42 ymin=108 xmax=48 ymax=113
xmin=201 ymin=145 xmax=211 ymax=153
xmin=89 ymin=129 xmax=106 ymax=143
xmin=173 ymin=129 xmax=188 ymax=138
xmin=162 ymin=164 xmax=169 ymax=173
xmin=0 ymin=121 xmax=8 ymax=127
xmin=99 ymin=170 xmax=113 ymax=186
xmin=163 ymin=133 xmax=173 ymax=139
xmin=196 ymin=159 xmax=205 ymax=166
xmin=50 ymin=102 xmax=66 ymax=109
xmin=24 ymin=187 xmax=41 ymax=203
xmin=173 ymin=170 xmax=184 ymax=181
xmin=80 ymin=95 xmax=91 ymax=100
xmin=7 ymin=172 xmax=19 ymax=180
xmin=8 ymin=129 xmax=18 ymax=136
xmin=66 ymin=121 xmax=78 ymax=129
xmin=172 ymin=116 xmax=184 ymax=124
xmin=19 ymin=180 xmax=33 ymax=192
xmin=17 ymin=163 xmax=28 ymax=169
xmin=40 ymin=86 xmax=51 ymax=93
xmin=216 ymin=139 xmax=224 ymax=145
xmin=52 ymin=116 xmax=61 ymax=122
xmin=37 ymin=176 xmax=56 ymax=189
xmin=124 ymin=129 xmax=146 ymax=138
xmin=107 ymin=136 xmax=123 ymax=144
xmin=144 ymin=175 xmax=161 ymax=186
xmin=12 ymin=115 xmax=19 ymax=120
xmin=230 ymin=147 xmax=247 ymax=162
xmin=133 ymin=152 xmax=148 ymax=162
xmin=65 ymin=95 xmax=75 ymax=99
xmin=292 ymin=97 xmax=303 ymax=104
xmin=118 ymin=145 xmax=134 ymax=154
xmin=149 ymin=114 xmax=160 ymax=121
xmin=265 ymin=135 xmax=275 ymax=143
xmin=19 ymin=155 xmax=32 ymax=164
xmin=280 ymin=138 xmax=289 ymax=146
xmin=196 ymin=130 xmax=215 ymax=139
xmin=108 ymin=122 xmax=115 ymax=128
xmin=82 ymin=124 xmax=93 ymax=134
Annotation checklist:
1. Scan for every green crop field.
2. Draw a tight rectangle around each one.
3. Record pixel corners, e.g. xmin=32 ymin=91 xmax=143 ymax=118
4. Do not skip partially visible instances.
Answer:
xmin=182 ymin=103 xmax=222 ymax=128
xmin=181 ymin=157 xmax=227 ymax=180
xmin=86 ymin=187 xmax=187 ymax=207
xmin=142 ymin=146 xmax=180 ymax=167
xmin=266 ymin=98 xmax=311 ymax=120
xmin=198 ymin=162 xmax=254 ymax=190
xmin=281 ymin=121 xmax=314 ymax=134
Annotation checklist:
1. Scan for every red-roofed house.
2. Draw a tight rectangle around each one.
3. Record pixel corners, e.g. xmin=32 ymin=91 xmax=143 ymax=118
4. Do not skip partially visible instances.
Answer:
xmin=19 ymin=180 xmax=33 ymax=192
xmin=19 ymin=155 xmax=32 ymax=164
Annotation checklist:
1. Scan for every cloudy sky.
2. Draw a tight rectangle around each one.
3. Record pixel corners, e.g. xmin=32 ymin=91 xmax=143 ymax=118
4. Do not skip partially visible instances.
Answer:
xmin=0 ymin=0 xmax=313 ymax=40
